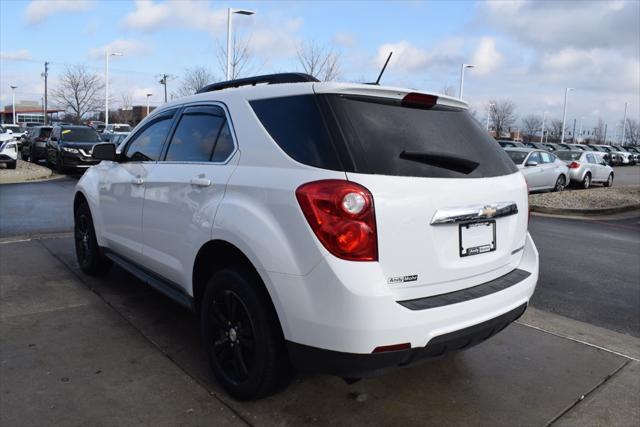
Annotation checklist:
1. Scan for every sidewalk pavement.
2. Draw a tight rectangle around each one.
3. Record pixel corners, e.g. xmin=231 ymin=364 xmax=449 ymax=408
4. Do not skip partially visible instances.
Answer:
xmin=1 ymin=236 xmax=638 ymax=426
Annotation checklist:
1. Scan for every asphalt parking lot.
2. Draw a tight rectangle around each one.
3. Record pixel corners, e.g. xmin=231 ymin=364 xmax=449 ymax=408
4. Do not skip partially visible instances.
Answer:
xmin=1 ymin=168 xmax=639 ymax=426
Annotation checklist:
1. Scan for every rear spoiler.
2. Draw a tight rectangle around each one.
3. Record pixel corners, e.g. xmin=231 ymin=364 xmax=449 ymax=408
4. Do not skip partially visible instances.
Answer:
xmin=313 ymin=82 xmax=468 ymax=110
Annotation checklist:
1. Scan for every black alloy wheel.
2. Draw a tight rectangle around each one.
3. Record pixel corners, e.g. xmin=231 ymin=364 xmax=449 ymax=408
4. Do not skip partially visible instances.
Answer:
xmin=74 ymin=203 xmax=112 ymax=275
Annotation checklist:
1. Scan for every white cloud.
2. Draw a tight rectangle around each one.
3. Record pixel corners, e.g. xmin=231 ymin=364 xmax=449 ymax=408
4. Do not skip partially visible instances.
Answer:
xmin=88 ymin=39 xmax=151 ymax=60
xmin=375 ymin=38 xmax=463 ymax=75
xmin=25 ymin=0 xmax=93 ymax=25
xmin=0 ymin=50 xmax=32 ymax=61
xmin=122 ymin=0 xmax=226 ymax=33
xmin=470 ymin=37 xmax=502 ymax=76
xmin=333 ymin=32 xmax=357 ymax=49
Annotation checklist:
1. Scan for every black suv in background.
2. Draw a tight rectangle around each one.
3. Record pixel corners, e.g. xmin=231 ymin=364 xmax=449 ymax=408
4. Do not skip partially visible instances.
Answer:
xmin=46 ymin=125 xmax=103 ymax=173
xmin=21 ymin=126 xmax=52 ymax=162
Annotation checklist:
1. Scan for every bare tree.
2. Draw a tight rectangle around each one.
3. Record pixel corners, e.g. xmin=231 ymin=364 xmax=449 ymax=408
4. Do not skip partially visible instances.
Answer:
xmin=623 ymin=118 xmax=639 ymax=145
xmin=440 ymin=85 xmax=456 ymax=96
xmin=52 ymin=65 xmax=104 ymax=124
xmin=216 ymin=33 xmax=253 ymax=80
xmin=176 ymin=66 xmax=217 ymax=96
xmin=489 ymin=99 xmax=517 ymax=137
xmin=549 ymin=119 xmax=569 ymax=142
xmin=521 ymin=114 xmax=542 ymax=142
xmin=296 ymin=41 xmax=341 ymax=81
xmin=592 ymin=118 xmax=605 ymax=144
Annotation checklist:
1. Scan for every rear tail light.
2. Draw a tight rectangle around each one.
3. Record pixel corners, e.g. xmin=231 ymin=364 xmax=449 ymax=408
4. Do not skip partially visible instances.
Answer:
xmin=296 ymin=180 xmax=378 ymax=261
xmin=401 ymin=92 xmax=438 ymax=109
xmin=568 ymin=161 xmax=580 ymax=169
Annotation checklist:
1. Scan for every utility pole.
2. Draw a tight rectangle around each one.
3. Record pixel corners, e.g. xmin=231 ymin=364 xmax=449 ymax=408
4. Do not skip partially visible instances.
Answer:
xmin=603 ymin=123 xmax=607 ymax=144
xmin=159 ymin=74 xmax=169 ymax=102
xmin=560 ymin=87 xmax=574 ymax=144
xmin=43 ymin=61 xmax=49 ymax=125
xmin=621 ymin=102 xmax=629 ymax=145
xmin=572 ymin=118 xmax=576 ymax=143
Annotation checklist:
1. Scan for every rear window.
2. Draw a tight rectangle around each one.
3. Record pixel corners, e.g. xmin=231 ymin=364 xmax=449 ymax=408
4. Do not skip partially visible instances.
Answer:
xmin=556 ymin=151 xmax=582 ymax=161
xmin=113 ymin=125 xmax=131 ymax=132
xmin=39 ymin=128 xmax=52 ymax=138
xmin=251 ymin=94 xmax=517 ymax=178
xmin=61 ymin=127 xmax=101 ymax=142
xmin=506 ymin=150 xmax=527 ymax=164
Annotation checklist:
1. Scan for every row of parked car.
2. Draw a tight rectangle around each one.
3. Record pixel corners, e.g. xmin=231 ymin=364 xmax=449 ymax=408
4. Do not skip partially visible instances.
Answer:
xmin=498 ymin=140 xmax=639 ymax=166
xmin=7 ymin=123 xmax=131 ymax=173
xmin=497 ymin=140 xmax=621 ymax=191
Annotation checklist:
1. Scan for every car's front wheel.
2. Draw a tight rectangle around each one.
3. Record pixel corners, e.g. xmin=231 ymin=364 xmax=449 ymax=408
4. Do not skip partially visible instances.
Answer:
xmin=201 ymin=267 xmax=290 ymax=400
xmin=554 ymin=175 xmax=566 ymax=192
xmin=74 ymin=202 xmax=112 ymax=275
xmin=604 ymin=173 xmax=614 ymax=188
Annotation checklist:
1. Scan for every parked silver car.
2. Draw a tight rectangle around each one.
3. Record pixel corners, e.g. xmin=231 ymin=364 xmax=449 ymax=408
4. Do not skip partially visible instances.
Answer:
xmin=555 ymin=150 xmax=614 ymax=189
xmin=505 ymin=148 xmax=569 ymax=192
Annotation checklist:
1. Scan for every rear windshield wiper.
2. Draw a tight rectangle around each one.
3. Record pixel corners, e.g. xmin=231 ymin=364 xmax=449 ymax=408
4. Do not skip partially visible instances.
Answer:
xmin=399 ymin=150 xmax=479 ymax=174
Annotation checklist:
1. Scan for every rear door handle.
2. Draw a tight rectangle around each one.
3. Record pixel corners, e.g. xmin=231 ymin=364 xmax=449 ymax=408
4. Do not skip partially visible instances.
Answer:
xmin=190 ymin=177 xmax=212 ymax=187
xmin=131 ymin=177 xmax=144 ymax=185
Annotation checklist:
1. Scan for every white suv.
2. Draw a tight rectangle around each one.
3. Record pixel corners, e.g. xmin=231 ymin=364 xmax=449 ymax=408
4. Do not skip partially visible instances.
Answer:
xmin=74 ymin=73 xmax=538 ymax=400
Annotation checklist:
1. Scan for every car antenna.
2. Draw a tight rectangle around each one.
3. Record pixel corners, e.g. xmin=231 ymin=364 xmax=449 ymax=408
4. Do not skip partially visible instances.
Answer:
xmin=372 ymin=51 xmax=393 ymax=85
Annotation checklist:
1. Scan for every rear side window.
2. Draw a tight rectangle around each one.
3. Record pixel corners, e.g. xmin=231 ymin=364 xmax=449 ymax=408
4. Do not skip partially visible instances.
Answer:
xmin=540 ymin=152 xmax=553 ymax=163
xmin=327 ymin=95 xmax=517 ymax=178
xmin=166 ymin=107 xmax=225 ymax=162
xmin=586 ymin=153 xmax=597 ymax=164
xmin=250 ymin=96 xmax=342 ymax=170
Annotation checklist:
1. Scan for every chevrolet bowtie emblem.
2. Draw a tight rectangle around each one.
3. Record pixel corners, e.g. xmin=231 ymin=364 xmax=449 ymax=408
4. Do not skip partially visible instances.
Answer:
xmin=480 ymin=206 xmax=497 ymax=217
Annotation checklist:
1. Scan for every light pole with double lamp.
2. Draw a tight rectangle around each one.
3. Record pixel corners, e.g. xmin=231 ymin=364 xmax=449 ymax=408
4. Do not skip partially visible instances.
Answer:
xmin=105 ymin=51 xmax=123 ymax=128
xmin=560 ymin=87 xmax=574 ymax=144
xmin=146 ymin=93 xmax=153 ymax=117
xmin=10 ymin=85 xmax=17 ymax=124
xmin=458 ymin=63 xmax=474 ymax=99
xmin=226 ymin=8 xmax=255 ymax=80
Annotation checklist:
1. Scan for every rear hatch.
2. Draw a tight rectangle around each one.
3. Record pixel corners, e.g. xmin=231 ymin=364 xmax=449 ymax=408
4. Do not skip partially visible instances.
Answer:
xmin=250 ymin=84 xmax=529 ymax=296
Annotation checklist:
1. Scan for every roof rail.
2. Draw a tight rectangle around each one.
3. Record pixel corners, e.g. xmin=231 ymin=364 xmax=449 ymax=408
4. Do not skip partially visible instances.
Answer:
xmin=196 ymin=73 xmax=319 ymax=94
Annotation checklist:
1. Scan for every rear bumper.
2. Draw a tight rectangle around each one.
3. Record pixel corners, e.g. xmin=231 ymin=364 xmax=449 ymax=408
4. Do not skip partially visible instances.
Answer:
xmin=268 ymin=233 xmax=538 ymax=372
xmin=288 ymin=303 xmax=527 ymax=377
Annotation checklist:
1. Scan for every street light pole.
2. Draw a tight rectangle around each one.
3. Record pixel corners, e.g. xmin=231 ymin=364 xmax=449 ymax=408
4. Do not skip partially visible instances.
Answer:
xmin=560 ymin=87 xmax=574 ymax=144
xmin=226 ymin=8 xmax=255 ymax=80
xmin=458 ymin=63 xmax=474 ymax=99
xmin=146 ymin=93 xmax=152 ymax=116
xmin=540 ymin=111 xmax=548 ymax=143
xmin=621 ymin=102 xmax=629 ymax=145
xmin=105 ymin=51 xmax=123 ymax=128
xmin=10 ymin=85 xmax=17 ymax=124
xmin=486 ymin=103 xmax=494 ymax=132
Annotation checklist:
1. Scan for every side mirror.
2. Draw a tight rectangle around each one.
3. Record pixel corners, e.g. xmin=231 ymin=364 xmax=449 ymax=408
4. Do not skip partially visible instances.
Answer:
xmin=525 ymin=160 xmax=538 ymax=167
xmin=92 ymin=143 xmax=117 ymax=161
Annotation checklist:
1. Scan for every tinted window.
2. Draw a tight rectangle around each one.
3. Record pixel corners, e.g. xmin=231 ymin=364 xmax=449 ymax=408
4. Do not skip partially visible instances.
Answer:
xmin=38 ymin=128 xmax=52 ymax=138
xmin=113 ymin=125 xmax=131 ymax=132
xmin=125 ymin=117 xmax=173 ymax=161
xmin=250 ymin=95 xmax=342 ymax=170
xmin=555 ymin=151 xmax=582 ymax=161
xmin=326 ymin=95 xmax=517 ymax=178
xmin=166 ymin=109 xmax=224 ymax=162
xmin=506 ymin=150 xmax=527 ymax=164
xmin=61 ymin=127 xmax=101 ymax=142
xmin=540 ymin=152 xmax=553 ymax=163
xmin=212 ymin=121 xmax=234 ymax=162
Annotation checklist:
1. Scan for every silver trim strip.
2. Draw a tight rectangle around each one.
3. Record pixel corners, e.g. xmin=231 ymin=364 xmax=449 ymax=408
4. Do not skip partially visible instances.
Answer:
xmin=430 ymin=201 xmax=519 ymax=225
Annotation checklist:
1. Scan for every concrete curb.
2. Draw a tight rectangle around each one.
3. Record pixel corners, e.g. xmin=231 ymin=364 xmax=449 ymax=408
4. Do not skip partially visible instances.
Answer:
xmin=531 ymin=204 xmax=640 ymax=216
xmin=0 ymin=162 xmax=59 ymax=185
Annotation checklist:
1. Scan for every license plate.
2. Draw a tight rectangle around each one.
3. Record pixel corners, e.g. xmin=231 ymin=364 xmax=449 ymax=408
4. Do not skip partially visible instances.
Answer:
xmin=459 ymin=221 xmax=496 ymax=257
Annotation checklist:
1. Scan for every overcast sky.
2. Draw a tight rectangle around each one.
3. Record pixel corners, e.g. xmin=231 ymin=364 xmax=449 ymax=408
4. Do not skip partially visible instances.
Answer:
xmin=1 ymin=0 xmax=638 ymax=136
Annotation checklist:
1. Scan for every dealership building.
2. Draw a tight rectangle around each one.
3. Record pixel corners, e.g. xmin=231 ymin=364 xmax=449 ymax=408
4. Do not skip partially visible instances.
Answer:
xmin=1 ymin=100 xmax=62 ymax=125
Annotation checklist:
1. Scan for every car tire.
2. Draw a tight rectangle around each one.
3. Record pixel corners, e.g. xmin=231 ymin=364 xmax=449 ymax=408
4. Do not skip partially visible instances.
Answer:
xmin=21 ymin=150 xmax=28 ymax=161
xmin=55 ymin=153 xmax=67 ymax=174
xmin=604 ymin=173 xmax=614 ymax=188
xmin=582 ymin=173 xmax=591 ymax=190
xmin=201 ymin=266 xmax=291 ymax=400
xmin=74 ymin=202 xmax=112 ymax=275
xmin=554 ymin=175 xmax=566 ymax=192
xmin=7 ymin=160 xmax=17 ymax=170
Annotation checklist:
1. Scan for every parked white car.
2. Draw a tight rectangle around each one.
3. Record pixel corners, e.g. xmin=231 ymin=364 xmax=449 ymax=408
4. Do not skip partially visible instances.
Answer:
xmin=555 ymin=150 xmax=614 ymax=189
xmin=74 ymin=74 xmax=539 ymax=400
xmin=0 ymin=127 xmax=18 ymax=169
xmin=504 ymin=148 xmax=569 ymax=192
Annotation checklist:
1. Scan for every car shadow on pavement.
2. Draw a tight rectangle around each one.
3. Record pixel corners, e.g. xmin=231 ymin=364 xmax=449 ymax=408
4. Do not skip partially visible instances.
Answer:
xmin=38 ymin=237 xmax=633 ymax=426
